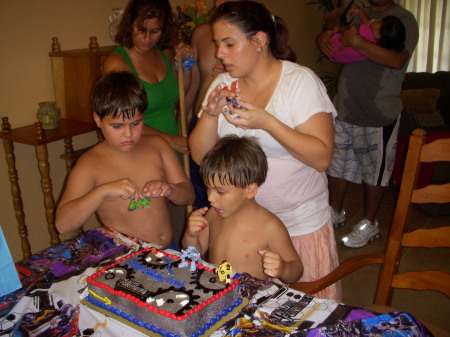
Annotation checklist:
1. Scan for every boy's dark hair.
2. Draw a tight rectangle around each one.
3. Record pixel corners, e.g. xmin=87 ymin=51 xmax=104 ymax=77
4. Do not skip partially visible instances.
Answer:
xmin=379 ymin=15 xmax=406 ymax=51
xmin=211 ymin=0 xmax=296 ymax=62
xmin=91 ymin=71 xmax=148 ymax=120
xmin=200 ymin=135 xmax=268 ymax=188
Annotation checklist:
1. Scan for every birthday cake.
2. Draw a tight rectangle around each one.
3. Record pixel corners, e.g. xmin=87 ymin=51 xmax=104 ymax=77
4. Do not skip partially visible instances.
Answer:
xmin=84 ymin=247 xmax=244 ymax=337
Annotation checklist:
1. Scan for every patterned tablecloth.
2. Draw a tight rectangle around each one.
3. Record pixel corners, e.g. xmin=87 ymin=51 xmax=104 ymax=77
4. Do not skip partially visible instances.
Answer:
xmin=0 ymin=228 xmax=433 ymax=337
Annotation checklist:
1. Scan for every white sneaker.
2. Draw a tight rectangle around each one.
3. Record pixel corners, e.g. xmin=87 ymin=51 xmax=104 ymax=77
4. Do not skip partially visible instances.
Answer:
xmin=330 ymin=207 xmax=345 ymax=228
xmin=341 ymin=219 xmax=380 ymax=248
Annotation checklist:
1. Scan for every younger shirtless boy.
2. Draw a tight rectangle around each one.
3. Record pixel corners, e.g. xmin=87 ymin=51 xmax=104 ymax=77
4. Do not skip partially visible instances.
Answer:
xmin=182 ymin=135 xmax=303 ymax=283
xmin=56 ymin=71 xmax=194 ymax=247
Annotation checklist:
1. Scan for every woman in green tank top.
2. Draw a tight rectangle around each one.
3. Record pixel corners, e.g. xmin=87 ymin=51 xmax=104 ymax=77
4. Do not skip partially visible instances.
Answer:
xmin=103 ymin=0 xmax=193 ymax=154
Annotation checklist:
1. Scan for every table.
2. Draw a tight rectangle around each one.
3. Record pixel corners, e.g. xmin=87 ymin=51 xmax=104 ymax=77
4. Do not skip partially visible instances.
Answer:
xmin=0 ymin=228 xmax=434 ymax=337
xmin=0 ymin=117 xmax=99 ymax=258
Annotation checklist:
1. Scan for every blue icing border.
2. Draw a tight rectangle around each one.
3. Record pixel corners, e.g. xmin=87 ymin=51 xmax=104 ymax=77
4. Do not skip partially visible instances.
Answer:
xmin=86 ymin=295 xmax=243 ymax=337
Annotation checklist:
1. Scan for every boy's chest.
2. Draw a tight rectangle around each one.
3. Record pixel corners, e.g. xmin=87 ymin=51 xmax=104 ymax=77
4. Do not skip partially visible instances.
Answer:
xmin=93 ymin=152 xmax=166 ymax=187
xmin=209 ymin=220 xmax=267 ymax=260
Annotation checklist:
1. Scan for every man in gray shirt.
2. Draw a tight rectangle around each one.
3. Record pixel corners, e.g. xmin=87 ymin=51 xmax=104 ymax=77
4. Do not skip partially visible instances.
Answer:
xmin=317 ymin=0 xmax=419 ymax=248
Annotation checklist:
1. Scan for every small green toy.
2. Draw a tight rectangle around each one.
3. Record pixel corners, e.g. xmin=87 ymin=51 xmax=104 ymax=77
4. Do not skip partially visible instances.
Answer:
xmin=128 ymin=197 xmax=151 ymax=211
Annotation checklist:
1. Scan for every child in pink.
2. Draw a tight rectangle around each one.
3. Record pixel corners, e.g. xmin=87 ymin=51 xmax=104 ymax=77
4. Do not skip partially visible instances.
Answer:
xmin=328 ymin=7 xmax=406 ymax=64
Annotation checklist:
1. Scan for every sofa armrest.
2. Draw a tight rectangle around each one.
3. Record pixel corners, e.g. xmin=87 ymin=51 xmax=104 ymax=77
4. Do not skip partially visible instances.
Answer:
xmin=402 ymin=71 xmax=450 ymax=125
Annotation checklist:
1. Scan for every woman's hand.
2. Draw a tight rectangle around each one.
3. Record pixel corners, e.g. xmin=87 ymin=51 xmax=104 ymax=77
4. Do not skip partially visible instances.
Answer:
xmin=173 ymin=43 xmax=195 ymax=75
xmin=201 ymin=84 xmax=228 ymax=118
xmin=167 ymin=135 xmax=189 ymax=154
xmin=174 ymin=42 xmax=194 ymax=60
xmin=222 ymin=97 xmax=273 ymax=131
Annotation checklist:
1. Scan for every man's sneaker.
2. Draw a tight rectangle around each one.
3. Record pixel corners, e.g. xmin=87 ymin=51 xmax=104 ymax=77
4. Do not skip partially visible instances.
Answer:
xmin=341 ymin=219 xmax=380 ymax=248
xmin=330 ymin=207 xmax=345 ymax=228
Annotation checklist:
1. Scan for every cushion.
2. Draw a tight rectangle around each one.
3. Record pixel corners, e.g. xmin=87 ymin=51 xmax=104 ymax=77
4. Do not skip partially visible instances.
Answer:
xmin=400 ymin=88 xmax=447 ymax=129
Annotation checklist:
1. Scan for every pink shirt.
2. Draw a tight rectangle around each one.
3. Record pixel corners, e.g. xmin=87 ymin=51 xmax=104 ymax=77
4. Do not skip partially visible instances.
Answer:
xmin=331 ymin=23 xmax=376 ymax=64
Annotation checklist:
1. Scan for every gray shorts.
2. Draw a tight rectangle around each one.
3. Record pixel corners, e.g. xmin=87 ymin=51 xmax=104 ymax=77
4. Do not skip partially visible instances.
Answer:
xmin=327 ymin=118 xmax=400 ymax=186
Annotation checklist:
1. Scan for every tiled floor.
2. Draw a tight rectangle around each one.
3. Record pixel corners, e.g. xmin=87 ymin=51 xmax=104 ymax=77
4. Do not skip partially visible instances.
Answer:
xmin=334 ymin=182 xmax=450 ymax=331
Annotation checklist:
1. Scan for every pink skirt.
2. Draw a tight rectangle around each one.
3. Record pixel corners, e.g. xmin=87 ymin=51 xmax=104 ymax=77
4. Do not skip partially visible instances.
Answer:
xmin=290 ymin=220 xmax=342 ymax=301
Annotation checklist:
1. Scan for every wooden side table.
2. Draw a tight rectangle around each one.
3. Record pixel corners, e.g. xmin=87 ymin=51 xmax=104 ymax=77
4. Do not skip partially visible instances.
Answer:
xmin=0 ymin=117 xmax=98 ymax=258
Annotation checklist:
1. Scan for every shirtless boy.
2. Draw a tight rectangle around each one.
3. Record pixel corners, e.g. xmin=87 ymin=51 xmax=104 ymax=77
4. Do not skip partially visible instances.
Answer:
xmin=182 ymin=135 xmax=303 ymax=283
xmin=56 ymin=71 xmax=194 ymax=247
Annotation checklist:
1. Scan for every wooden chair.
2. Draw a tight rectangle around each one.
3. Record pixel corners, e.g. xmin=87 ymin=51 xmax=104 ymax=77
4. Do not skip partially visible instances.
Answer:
xmin=374 ymin=128 xmax=450 ymax=305
xmin=290 ymin=253 xmax=384 ymax=295
xmin=290 ymin=129 xmax=450 ymax=335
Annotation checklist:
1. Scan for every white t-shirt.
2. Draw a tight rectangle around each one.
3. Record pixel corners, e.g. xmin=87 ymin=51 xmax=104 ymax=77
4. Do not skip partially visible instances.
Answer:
xmin=201 ymin=61 xmax=337 ymax=236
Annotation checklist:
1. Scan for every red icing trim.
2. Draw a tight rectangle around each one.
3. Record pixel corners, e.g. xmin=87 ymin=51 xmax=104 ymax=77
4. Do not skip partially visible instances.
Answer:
xmin=87 ymin=247 xmax=239 ymax=321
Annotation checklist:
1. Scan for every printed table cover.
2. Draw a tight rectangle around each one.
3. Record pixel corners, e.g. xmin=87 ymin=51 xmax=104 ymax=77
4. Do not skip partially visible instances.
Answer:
xmin=0 ymin=228 xmax=433 ymax=337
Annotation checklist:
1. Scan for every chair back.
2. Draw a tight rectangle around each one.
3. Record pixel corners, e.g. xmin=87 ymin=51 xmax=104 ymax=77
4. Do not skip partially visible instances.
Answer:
xmin=374 ymin=128 xmax=450 ymax=305
xmin=289 ymin=254 xmax=384 ymax=295
xmin=290 ymin=129 xmax=450 ymax=303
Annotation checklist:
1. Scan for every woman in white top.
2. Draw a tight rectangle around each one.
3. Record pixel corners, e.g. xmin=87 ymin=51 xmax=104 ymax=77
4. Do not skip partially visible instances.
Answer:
xmin=189 ymin=0 xmax=340 ymax=300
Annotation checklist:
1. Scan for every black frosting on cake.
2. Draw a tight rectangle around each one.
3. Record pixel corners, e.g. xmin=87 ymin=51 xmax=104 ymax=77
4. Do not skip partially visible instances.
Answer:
xmin=85 ymin=248 xmax=243 ymax=337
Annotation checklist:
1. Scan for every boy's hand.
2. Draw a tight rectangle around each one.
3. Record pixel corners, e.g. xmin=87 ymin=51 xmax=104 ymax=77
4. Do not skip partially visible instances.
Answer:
xmin=107 ymin=178 xmax=143 ymax=202
xmin=143 ymin=181 xmax=174 ymax=198
xmin=187 ymin=207 xmax=209 ymax=237
xmin=258 ymin=249 xmax=285 ymax=279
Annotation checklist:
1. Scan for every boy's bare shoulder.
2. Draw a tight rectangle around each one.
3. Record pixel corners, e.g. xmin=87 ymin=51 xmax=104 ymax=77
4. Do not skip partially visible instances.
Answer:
xmin=63 ymin=142 xmax=105 ymax=185
xmin=76 ymin=141 xmax=105 ymax=163
xmin=141 ymin=133 xmax=168 ymax=142
xmin=140 ymin=134 xmax=172 ymax=150
xmin=255 ymin=205 xmax=286 ymax=231
xmin=76 ymin=135 xmax=170 ymax=164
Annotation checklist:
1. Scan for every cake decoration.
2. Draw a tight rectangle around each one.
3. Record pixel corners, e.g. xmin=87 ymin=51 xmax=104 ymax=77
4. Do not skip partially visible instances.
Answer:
xmin=88 ymin=289 xmax=111 ymax=305
xmin=179 ymin=246 xmax=201 ymax=272
xmin=165 ymin=256 xmax=173 ymax=275
xmin=216 ymin=261 xmax=233 ymax=285
xmin=83 ymin=247 xmax=246 ymax=337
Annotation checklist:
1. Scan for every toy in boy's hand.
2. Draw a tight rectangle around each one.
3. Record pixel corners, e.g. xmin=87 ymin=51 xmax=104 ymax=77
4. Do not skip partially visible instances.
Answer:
xmin=128 ymin=196 xmax=151 ymax=211
xmin=223 ymin=80 xmax=244 ymax=119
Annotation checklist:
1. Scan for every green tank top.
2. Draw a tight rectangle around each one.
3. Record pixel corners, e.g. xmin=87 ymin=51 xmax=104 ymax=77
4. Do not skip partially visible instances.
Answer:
xmin=113 ymin=46 xmax=180 ymax=136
